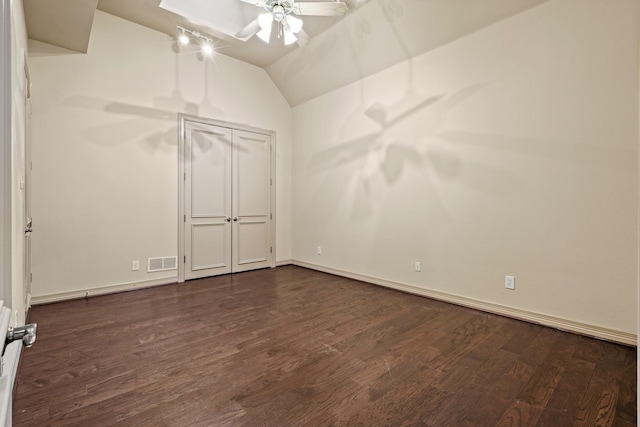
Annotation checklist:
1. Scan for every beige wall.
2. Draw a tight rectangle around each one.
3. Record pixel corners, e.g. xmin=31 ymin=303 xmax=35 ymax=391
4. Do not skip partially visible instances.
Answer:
xmin=292 ymin=0 xmax=639 ymax=335
xmin=29 ymin=10 xmax=292 ymax=298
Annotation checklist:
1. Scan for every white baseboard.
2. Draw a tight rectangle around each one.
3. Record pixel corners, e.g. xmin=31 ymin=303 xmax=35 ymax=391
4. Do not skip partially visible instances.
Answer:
xmin=292 ymin=261 xmax=637 ymax=347
xmin=31 ymin=276 xmax=178 ymax=305
xmin=276 ymin=259 xmax=293 ymax=267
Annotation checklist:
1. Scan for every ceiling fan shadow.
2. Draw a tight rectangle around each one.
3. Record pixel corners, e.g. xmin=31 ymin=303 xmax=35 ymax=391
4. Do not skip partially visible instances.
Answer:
xmin=379 ymin=0 xmax=403 ymax=23
xmin=306 ymin=84 xmax=486 ymax=217
xmin=62 ymin=95 xmax=187 ymax=149
xmin=425 ymin=145 xmax=462 ymax=182
xmin=103 ymin=102 xmax=182 ymax=120
xmin=279 ymin=24 xmax=345 ymax=80
xmin=348 ymin=172 xmax=374 ymax=220
xmin=196 ymin=60 xmax=227 ymax=120
xmin=63 ymin=95 xmax=194 ymax=120
xmin=308 ymin=92 xmax=443 ymax=176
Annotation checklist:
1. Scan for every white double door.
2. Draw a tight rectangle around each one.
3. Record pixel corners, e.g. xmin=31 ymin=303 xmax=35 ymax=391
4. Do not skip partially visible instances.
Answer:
xmin=183 ymin=119 xmax=273 ymax=280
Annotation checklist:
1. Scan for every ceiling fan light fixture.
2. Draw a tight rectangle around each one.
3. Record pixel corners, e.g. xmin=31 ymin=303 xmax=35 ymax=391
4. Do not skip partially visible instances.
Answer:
xmin=258 ymin=12 xmax=274 ymax=30
xmin=283 ymin=29 xmax=297 ymax=45
xmin=236 ymin=0 xmax=347 ymax=46
xmin=285 ymin=15 xmax=303 ymax=34
xmin=257 ymin=13 xmax=273 ymax=43
xmin=257 ymin=27 xmax=272 ymax=43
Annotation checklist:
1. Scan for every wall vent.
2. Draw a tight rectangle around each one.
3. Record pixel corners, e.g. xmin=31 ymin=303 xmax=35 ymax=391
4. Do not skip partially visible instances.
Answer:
xmin=147 ymin=256 xmax=178 ymax=272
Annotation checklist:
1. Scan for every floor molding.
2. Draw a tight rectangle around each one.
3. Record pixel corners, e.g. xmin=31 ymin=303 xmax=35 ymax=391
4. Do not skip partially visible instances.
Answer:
xmin=31 ymin=276 xmax=178 ymax=305
xmin=292 ymin=261 xmax=637 ymax=347
xmin=276 ymin=259 xmax=293 ymax=267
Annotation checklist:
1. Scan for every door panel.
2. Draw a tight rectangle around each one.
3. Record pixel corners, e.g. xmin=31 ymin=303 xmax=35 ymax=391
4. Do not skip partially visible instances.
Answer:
xmin=235 ymin=219 xmax=269 ymax=265
xmin=236 ymin=133 xmax=270 ymax=215
xmin=191 ymin=223 xmax=227 ymax=270
xmin=233 ymin=130 xmax=271 ymax=272
xmin=191 ymin=129 xmax=229 ymax=217
xmin=184 ymin=122 xmax=232 ymax=279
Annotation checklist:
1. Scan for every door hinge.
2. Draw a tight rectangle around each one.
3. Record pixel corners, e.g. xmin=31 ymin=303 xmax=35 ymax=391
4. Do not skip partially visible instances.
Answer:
xmin=270 ymin=247 xmax=272 ymax=254
xmin=184 ymin=214 xmax=186 ymax=222
xmin=270 ymin=213 xmax=272 ymax=220
xmin=184 ymin=172 xmax=186 ymax=180
xmin=270 ymin=178 xmax=272 ymax=186
xmin=30 ymin=273 xmax=32 ymax=283
xmin=184 ymin=255 xmax=186 ymax=263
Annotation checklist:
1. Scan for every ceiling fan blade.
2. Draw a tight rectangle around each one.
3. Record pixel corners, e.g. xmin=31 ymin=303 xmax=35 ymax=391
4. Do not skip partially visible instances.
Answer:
xmin=237 ymin=0 xmax=266 ymax=5
xmin=292 ymin=2 xmax=348 ymax=16
xmin=235 ymin=18 xmax=261 ymax=40
xmin=295 ymin=28 xmax=311 ymax=47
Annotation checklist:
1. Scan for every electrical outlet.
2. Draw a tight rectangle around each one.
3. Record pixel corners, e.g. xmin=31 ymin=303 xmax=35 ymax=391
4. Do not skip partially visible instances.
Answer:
xmin=317 ymin=246 xmax=322 ymax=255
xmin=132 ymin=260 xmax=139 ymax=271
xmin=414 ymin=261 xmax=421 ymax=272
xmin=505 ymin=275 xmax=515 ymax=290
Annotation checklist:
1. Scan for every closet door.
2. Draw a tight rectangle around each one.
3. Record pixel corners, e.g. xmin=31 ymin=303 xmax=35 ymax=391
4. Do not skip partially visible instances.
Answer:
xmin=232 ymin=130 xmax=272 ymax=272
xmin=181 ymin=117 xmax=274 ymax=281
xmin=184 ymin=122 xmax=232 ymax=280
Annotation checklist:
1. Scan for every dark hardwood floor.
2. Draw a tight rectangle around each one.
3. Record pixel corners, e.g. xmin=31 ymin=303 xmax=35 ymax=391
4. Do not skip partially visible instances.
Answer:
xmin=14 ymin=266 xmax=637 ymax=426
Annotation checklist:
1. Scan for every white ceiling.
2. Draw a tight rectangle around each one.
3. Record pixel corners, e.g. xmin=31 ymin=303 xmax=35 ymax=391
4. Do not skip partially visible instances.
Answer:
xmin=24 ymin=0 xmax=98 ymax=53
xmin=23 ymin=0 xmax=550 ymax=105
xmin=267 ymin=0 xmax=551 ymax=105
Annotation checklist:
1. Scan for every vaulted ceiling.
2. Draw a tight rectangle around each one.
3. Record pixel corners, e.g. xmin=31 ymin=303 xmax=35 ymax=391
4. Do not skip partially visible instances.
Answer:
xmin=23 ymin=0 xmax=550 ymax=105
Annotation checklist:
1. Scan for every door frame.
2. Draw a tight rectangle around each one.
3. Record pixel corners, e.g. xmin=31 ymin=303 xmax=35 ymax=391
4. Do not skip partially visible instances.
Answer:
xmin=0 ymin=0 xmax=11 ymax=313
xmin=23 ymin=52 xmax=31 ymax=310
xmin=177 ymin=114 xmax=276 ymax=283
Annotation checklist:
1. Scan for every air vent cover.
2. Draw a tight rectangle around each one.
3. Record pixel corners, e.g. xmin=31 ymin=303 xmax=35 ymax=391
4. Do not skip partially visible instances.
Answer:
xmin=147 ymin=256 xmax=178 ymax=272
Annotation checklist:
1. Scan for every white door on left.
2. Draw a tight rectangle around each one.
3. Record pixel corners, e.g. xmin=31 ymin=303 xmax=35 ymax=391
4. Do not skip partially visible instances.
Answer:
xmin=184 ymin=122 xmax=233 ymax=280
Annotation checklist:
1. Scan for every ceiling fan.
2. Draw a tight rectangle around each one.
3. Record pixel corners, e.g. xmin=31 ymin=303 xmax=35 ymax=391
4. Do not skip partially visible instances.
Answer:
xmin=236 ymin=0 xmax=348 ymax=47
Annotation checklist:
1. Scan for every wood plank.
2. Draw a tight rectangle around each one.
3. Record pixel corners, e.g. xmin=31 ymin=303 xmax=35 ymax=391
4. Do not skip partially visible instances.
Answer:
xmin=13 ymin=266 xmax=636 ymax=426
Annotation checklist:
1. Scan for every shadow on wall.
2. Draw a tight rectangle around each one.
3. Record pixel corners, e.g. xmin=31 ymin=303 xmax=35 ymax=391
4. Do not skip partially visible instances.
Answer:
xmin=60 ymin=49 xmax=226 ymax=154
xmin=298 ymin=0 xmax=628 ymax=230
xmin=308 ymin=84 xmax=489 ymax=219
xmin=62 ymin=95 xmax=185 ymax=154
xmin=307 ymin=70 xmax=630 ymax=222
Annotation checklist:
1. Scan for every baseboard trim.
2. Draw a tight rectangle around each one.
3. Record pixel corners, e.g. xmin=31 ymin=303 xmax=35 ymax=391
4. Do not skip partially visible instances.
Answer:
xmin=292 ymin=261 xmax=637 ymax=347
xmin=276 ymin=259 xmax=293 ymax=267
xmin=31 ymin=276 xmax=179 ymax=305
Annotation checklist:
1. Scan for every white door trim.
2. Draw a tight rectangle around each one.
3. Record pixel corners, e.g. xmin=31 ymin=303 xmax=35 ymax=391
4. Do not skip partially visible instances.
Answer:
xmin=23 ymin=52 xmax=32 ymax=311
xmin=178 ymin=114 xmax=276 ymax=283
xmin=0 ymin=0 xmax=11 ymax=307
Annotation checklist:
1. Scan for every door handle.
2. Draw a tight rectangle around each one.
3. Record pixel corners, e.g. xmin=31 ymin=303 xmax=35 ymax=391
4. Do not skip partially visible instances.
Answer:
xmin=226 ymin=217 xmax=231 ymax=222
xmin=233 ymin=217 xmax=238 ymax=222
xmin=25 ymin=227 xmax=32 ymax=235
xmin=7 ymin=323 xmax=37 ymax=348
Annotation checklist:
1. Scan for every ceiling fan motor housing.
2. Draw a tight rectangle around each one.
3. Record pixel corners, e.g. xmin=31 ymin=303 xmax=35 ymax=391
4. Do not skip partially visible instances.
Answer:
xmin=272 ymin=5 xmax=286 ymax=21
xmin=267 ymin=0 xmax=294 ymax=21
